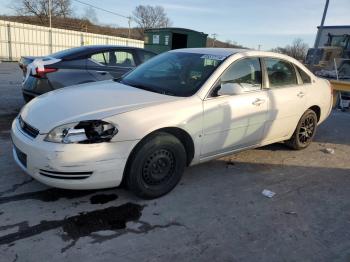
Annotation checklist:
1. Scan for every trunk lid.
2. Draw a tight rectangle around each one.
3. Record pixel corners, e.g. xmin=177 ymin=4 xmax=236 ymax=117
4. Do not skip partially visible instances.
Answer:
xmin=19 ymin=56 xmax=61 ymax=81
xmin=19 ymin=56 xmax=41 ymax=79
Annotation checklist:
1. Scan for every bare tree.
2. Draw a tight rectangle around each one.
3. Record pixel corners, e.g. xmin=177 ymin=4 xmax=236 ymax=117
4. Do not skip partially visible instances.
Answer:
xmin=82 ymin=6 xmax=98 ymax=24
xmin=11 ymin=0 xmax=72 ymax=24
xmin=286 ymin=38 xmax=309 ymax=61
xmin=55 ymin=0 xmax=72 ymax=18
xmin=271 ymin=38 xmax=309 ymax=61
xmin=132 ymin=5 xmax=172 ymax=36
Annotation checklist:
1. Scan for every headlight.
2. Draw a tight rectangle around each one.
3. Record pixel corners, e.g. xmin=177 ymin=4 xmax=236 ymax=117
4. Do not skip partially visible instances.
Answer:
xmin=45 ymin=120 xmax=118 ymax=144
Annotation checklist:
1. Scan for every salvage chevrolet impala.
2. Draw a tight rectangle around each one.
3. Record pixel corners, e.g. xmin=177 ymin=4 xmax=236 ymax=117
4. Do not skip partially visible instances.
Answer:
xmin=11 ymin=48 xmax=333 ymax=198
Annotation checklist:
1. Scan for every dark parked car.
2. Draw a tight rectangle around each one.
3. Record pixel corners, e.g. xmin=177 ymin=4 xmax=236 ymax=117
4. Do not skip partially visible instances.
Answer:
xmin=19 ymin=45 xmax=156 ymax=102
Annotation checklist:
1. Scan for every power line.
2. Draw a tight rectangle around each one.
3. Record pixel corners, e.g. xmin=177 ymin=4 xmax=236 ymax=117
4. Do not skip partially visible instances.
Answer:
xmin=72 ymin=0 xmax=131 ymax=20
xmin=72 ymin=0 xmax=133 ymax=37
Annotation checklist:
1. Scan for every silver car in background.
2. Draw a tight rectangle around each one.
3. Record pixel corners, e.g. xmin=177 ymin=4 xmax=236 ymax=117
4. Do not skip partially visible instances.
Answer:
xmin=19 ymin=45 xmax=156 ymax=102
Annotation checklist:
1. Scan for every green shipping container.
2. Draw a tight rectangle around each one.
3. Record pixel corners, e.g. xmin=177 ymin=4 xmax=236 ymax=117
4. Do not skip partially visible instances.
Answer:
xmin=144 ymin=28 xmax=208 ymax=54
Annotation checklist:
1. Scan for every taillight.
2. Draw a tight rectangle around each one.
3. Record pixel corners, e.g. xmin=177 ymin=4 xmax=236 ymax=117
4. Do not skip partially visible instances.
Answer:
xmin=35 ymin=67 xmax=58 ymax=78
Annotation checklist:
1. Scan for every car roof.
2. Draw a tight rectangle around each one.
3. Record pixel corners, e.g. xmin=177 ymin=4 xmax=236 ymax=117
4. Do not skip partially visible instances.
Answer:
xmin=50 ymin=45 xmax=153 ymax=60
xmin=82 ymin=45 xmax=145 ymax=51
xmin=173 ymin=48 xmax=304 ymax=62
xmin=171 ymin=48 xmax=313 ymax=75
xmin=172 ymin=47 xmax=295 ymax=58
xmin=171 ymin=48 xmax=247 ymax=56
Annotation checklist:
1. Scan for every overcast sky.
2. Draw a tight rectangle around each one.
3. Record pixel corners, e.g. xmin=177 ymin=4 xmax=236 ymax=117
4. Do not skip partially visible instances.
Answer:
xmin=2 ymin=0 xmax=350 ymax=49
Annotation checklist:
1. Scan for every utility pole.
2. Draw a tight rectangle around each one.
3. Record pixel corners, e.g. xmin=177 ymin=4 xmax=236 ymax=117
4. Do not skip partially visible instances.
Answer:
xmin=211 ymin=33 xmax=217 ymax=47
xmin=314 ymin=0 xmax=329 ymax=49
xmin=49 ymin=0 xmax=52 ymax=29
xmin=48 ymin=0 xmax=52 ymax=54
xmin=127 ymin=16 xmax=131 ymax=38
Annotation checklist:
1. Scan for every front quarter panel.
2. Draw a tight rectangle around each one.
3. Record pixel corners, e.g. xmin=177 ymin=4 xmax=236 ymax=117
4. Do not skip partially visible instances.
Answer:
xmin=104 ymin=96 xmax=203 ymax=161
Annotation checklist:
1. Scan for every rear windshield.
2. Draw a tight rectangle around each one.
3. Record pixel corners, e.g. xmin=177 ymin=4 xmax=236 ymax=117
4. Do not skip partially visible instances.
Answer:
xmin=50 ymin=46 xmax=88 ymax=59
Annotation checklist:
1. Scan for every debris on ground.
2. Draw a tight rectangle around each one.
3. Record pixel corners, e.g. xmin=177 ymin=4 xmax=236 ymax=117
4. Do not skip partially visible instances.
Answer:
xmin=323 ymin=148 xmax=335 ymax=154
xmin=262 ymin=189 xmax=276 ymax=198
xmin=284 ymin=211 xmax=297 ymax=216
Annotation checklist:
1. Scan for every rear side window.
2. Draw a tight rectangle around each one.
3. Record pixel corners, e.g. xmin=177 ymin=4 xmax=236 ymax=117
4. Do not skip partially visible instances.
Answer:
xmin=297 ymin=66 xmax=311 ymax=84
xmin=220 ymin=57 xmax=262 ymax=92
xmin=90 ymin=52 xmax=108 ymax=65
xmin=265 ymin=58 xmax=297 ymax=87
xmin=90 ymin=50 xmax=136 ymax=67
xmin=114 ymin=51 xmax=136 ymax=67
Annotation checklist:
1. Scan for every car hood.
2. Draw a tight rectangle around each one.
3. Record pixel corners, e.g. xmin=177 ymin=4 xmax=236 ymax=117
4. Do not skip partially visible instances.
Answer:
xmin=20 ymin=80 xmax=180 ymax=133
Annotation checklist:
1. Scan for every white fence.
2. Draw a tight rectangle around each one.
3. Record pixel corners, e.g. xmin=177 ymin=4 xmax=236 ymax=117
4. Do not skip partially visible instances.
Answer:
xmin=0 ymin=20 xmax=144 ymax=61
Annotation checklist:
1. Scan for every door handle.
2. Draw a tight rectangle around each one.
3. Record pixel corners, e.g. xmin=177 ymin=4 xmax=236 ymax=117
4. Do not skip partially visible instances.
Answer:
xmin=96 ymin=71 xmax=108 ymax=75
xmin=297 ymin=91 xmax=305 ymax=98
xmin=252 ymin=98 xmax=265 ymax=106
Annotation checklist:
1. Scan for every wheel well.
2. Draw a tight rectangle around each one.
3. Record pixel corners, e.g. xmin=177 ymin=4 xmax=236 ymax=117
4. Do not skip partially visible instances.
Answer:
xmin=122 ymin=127 xmax=195 ymax=185
xmin=134 ymin=127 xmax=195 ymax=165
xmin=154 ymin=127 xmax=195 ymax=166
xmin=309 ymin=105 xmax=321 ymax=122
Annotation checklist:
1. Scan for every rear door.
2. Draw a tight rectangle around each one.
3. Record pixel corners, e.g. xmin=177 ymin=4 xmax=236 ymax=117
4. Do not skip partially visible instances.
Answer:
xmin=86 ymin=51 xmax=114 ymax=81
xmin=106 ymin=49 xmax=137 ymax=78
xmin=87 ymin=49 xmax=137 ymax=80
xmin=262 ymin=58 xmax=307 ymax=142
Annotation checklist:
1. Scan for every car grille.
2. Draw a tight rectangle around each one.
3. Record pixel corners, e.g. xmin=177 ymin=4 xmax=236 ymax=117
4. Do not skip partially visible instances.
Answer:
xmin=19 ymin=116 xmax=39 ymax=138
xmin=39 ymin=169 xmax=93 ymax=180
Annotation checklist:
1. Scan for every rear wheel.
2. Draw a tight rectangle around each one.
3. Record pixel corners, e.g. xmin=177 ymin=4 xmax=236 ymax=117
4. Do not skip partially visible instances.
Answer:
xmin=126 ymin=132 xmax=186 ymax=199
xmin=285 ymin=109 xmax=318 ymax=150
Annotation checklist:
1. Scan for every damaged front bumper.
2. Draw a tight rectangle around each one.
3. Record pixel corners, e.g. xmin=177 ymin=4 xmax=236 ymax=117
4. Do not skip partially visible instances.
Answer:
xmin=11 ymin=118 xmax=139 ymax=190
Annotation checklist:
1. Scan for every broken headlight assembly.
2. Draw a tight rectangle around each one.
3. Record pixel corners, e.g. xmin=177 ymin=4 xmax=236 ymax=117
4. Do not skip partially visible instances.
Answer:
xmin=45 ymin=120 xmax=118 ymax=144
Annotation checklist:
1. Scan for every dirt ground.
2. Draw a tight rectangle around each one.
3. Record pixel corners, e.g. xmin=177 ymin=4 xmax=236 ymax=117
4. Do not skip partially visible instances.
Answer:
xmin=0 ymin=62 xmax=349 ymax=262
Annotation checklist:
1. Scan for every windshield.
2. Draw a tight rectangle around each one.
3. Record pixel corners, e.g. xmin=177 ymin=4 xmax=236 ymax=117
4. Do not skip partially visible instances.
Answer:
xmin=330 ymin=35 xmax=349 ymax=48
xmin=121 ymin=52 xmax=226 ymax=97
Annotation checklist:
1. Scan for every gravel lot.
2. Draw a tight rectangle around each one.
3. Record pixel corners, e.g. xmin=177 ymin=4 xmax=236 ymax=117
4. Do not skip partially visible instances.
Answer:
xmin=0 ymin=62 xmax=349 ymax=262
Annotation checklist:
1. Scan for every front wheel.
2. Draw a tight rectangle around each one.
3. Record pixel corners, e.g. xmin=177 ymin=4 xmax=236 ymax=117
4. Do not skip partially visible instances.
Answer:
xmin=126 ymin=132 xmax=186 ymax=199
xmin=285 ymin=109 xmax=318 ymax=150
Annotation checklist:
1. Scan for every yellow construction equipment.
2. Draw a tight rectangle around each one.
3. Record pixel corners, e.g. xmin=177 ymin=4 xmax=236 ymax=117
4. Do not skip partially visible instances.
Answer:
xmin=330 ymin=80 xmax=350 ymax=107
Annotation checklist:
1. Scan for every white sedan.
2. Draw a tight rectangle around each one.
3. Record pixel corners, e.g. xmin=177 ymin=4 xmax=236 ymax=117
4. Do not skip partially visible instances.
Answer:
xmin=11 ymin=48 xmax=333 ymax=198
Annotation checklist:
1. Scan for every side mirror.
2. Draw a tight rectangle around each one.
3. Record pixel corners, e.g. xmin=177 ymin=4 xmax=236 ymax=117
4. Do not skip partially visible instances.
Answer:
xmin=217 ymin=82 xmax=242 ymax=96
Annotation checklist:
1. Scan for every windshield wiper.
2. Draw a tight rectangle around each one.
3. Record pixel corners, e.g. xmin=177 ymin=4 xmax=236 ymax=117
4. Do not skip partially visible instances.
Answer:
xmin=118 ymin=80 xmax=176 ymax=96
xmin=131 ymin=84 xmax=177 ymax=96
xmin=113 ymin=77 xmax=122 ymax=82
xmin=161 ymin=91 xmax=176 ymax=96
xmin=128 ymin=83 xmax=153 ymax=92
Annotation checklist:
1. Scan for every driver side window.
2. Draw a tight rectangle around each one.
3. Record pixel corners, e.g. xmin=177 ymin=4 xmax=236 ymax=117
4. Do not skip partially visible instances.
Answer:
xmin=218 ymin=57 xmax=262 ymax=95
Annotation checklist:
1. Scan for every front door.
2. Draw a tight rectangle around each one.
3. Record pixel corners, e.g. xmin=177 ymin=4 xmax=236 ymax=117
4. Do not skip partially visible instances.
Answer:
xmin=201 ymin=57 xmax=269 ymax=158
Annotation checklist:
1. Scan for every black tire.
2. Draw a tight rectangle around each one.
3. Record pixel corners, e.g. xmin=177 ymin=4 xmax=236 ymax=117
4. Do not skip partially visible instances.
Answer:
xmin=126 ymin=132 xmax=186 ymax=199
xmin=285 ymin=109 xmax=318 ymax=150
